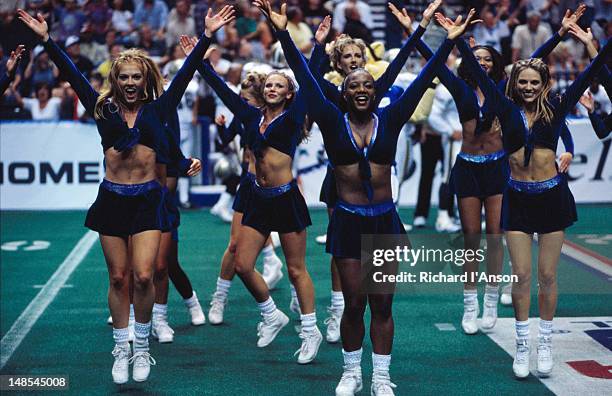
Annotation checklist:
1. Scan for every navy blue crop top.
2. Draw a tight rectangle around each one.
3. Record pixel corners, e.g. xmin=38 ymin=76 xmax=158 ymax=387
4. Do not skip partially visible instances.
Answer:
xmin=218 ymin=117 xmax=247 ymax=149
xmin=307 ymin=25 xmax=427 ymax=111
xmin=43 ymin=34 xmax=211 ymax=165
xmin=456 ymin=38 xmax=611 ymax=166
xmin=279 ymin=28 xmax=454 ymax=200
xmin=195 ymin=60 xmax=306 ymax=159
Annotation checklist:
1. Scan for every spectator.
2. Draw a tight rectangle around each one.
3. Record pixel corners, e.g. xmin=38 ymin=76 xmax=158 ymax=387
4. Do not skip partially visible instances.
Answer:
xmin=207 ymin=45 xmax=231 ymax=75
xmin=12 ymin=82 xmax=62 ymax=121
xmin=548 ymin=41 xmax=578 ymax=95
xmin=63 ymin=36 xmax=94 ymax=79
xmin=78 ymin=23 xmax=109 ymax=66
xmin=54 ymin=0 xmax=86 ymax=42
xmin=96 ymin=42 xmax=124 ymax=84
xmin=84 ymin=0 xmax=113 ymax=43
xmin=24 ymin=46 xmax=59 ymax=93
xmin=342 ymin=2 xmax=372 ymax=44
xmin=472 ymin=9 xmax=510 ymax=53
xmin=110 ymin=0 xmax=134 ymax=36
xmin=511 ymin=10 xmax=552 ymax=61
xmin=301 ymin=0 xmax=330 ymax=32
xmin=134 ymin=0 xmax=168 ymax=36
xmin=165 ymin=0 xmax=196 ymax=48
xmin=332 ymin=0 xmax=373 ymax=33
xmin=137 ymin=24 xmax=166 ymax=59
xmin=287 ymin=6 xmax=313 ymax=55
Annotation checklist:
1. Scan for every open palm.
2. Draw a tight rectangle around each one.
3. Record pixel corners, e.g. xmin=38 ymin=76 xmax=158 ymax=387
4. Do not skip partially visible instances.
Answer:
xmin=204 ymin=5 xmax=236 ymax=37
xmin=435 ymin=9 xmax=480 ymax=40
xmin=253 ymin=0 xmax=287 ymax=31
xmin=17 ymin=9 xmax=49 ymax=41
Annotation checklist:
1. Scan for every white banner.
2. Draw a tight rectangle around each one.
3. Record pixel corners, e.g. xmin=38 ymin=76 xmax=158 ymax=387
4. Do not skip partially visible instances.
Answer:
xmin=0 ymin=121 xmax=104 ymax=210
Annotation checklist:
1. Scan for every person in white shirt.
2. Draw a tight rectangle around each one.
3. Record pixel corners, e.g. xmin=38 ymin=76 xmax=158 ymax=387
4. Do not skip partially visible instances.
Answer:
xmin=13 ymin=82 xmax=61 ymax=120
xmin=332 ymin=0 xmax=373 ymax=33
xmin=473 ymin=9 xmax=510 ymax=53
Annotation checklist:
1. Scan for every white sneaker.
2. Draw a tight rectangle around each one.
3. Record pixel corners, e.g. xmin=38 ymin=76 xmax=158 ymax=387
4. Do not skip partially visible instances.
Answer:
xmin=270 ymin=232 xmax=281 ymax=248
xmin=335 ymin=368 xmax=363 ymax=396
xmin=500 ymin=283 xmax=513 ymax=306
xmin=262 ymin=255 xmax=284 ymax=290
xmin=218 ymin=207 xmax=234 ymax=223
xmin=295 ymin=327 xmax=323 ymax=364
xmin=256 ymin=310 xmax=289 ymax=347
xmin=324 ymin=306 xmax=342 ymax=343
xmin=435 ymin=212 xmax=461 ymax=233
xmin=107 ymin=315 xmax=113 ymax=325
xmin=151 ymin=317 xmax=174 ymax=343
xmin=210 ymin=192 xmax=231 ymax=216
xmin=187 ymin=295 xmax=206 ymax=326
xmin=481 ymin=299 xmax=498 ymax=330
xmin=111 ymin=344 xmax=131 ymax=384
xmin=413 ymin=216 xmax=426 ymax=228
xmin=315 ymin=234 xmax=327 ymax=244
xmin=208 ymin=296 xmax=226 ymax=325
xmin=371 ymin=372 xmax=397 ymax=396
xmin=290 ymin=295 xmax=301 ymax=315
xmin=130 ymin=351 xmax=156 ymax=382
xmin=461 ymin=303 xmax=479 ymax=335
xmin=537 ymin=336 xmax=553 ymax=377
xmin=513 ymin=339 xmax=530 ymax=379
xmin=402 ymin=223 xmax=413 ymax=232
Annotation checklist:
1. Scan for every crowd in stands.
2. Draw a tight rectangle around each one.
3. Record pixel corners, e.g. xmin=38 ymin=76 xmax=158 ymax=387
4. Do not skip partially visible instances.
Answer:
xmin=0 ymin=0 xmax=609 ymax=121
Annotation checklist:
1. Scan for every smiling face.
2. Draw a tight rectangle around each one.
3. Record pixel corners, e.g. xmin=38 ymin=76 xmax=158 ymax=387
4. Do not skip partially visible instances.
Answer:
xmin=474 ymin=48 xmax=494 ymax=76
xmin=339 ymin=44 xmax=366 ymax=76
xmin=117 ymin=62 xmax=145 ymax=104
xmin=516 ymin=67 xmax=543 ymax=104
xmin=263 ymin=73 xmax=293 ymax=107
xmin=343 ymin=69 xmax=375 ymax=113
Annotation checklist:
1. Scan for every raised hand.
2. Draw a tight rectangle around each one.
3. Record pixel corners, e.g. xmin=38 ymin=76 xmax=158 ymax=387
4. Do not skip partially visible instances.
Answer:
xmin=6 ymin=45 xmax=25 ymax=76
xmin=560 ymin=4 xmax=586 ymax=35
xmin=16 ymin=9 xmax=49 ymax=41
xmin=568 ymin=22 xmax=592 ymax=45
xmin=179 ymin=35 xmax=198 ymax=57
xmin=388 ymin=3 xmax=412 ymax=33
xmin=435 ymin=8 xmax=481 ymax=40
xmin=578 ymin=91 xmax=594 ymax=114
xmin=314 ymin=15 xmax=331 ymax=44
xmin=204 ymin=5 xmax=236 ymax=38
xmin=253 ymin=0 xmax=287 ymax=31
xmin=422 ymin=0 xmax=442 ymax=26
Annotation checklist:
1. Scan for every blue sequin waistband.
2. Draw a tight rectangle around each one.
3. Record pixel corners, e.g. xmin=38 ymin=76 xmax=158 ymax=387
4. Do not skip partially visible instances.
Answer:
xmin=458 ymin=149 xmax=505 ymax=163
xmin=253 ymin=180 xmax=295 ymax=198
xmin=337 ymin=200 xmax=395 ymax=217
xmin=101 ymin=179 xmax=161 ymax=196
xmin=508 ymin=174 xmax=563 ymax=194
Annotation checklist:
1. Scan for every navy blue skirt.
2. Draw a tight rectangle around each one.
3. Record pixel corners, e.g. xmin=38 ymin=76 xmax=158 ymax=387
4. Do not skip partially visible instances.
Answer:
xmin=232 ymin=172 xmax=255 ymax=213
xmin=501 ymin=174 xmax=577 ymax=234
xmin=242 ymin=180 xmax=311 ymax=235
xmin=85 ymin=179 xmax=164 ymax=237
xmin=319 ymin=165 xmax=338 ymax=208
xmin=450 ymin=150 xmax=509 ymax=199
xmin=326 ymin=200 xmax=406 ymax=260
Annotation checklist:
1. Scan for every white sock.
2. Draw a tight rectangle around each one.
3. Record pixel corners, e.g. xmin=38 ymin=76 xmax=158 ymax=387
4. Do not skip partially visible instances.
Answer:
xmin=257 ymin=297 xmax=278 ymax=321
xmin=539 ymin=319 xmax=553 ymax=339
xmin=372 ymin=353 xmax=391 ymax=376
xmin=300 ymin=312 xmax=317 ymax=334
xmin=214 ymin=277 xmax=232 ymax=303
xmin=261 ymin=244 xmax=275 ymax=260
xmin=113 ymin=327 xmax=129 ymax=347
xmin=331 ymin=291 xmax=344 ymax=312
xmin=184 ymin=291 xmax=200 ymax=308
xmin=290 ymin=284 xmax=298 ymax=300
xmin=484 ymin=284 xmax=499 ymax=306
xmin=133 ymin=321 xmax=151 ymax=353
xmin=152 ymin=303 xmax=167 ymax=320
xmin=464 ymin=289 xmax=477 ymax=307
xmin=515 ymin=319 xmax=530 ymax=341
xmin=178 ymin=177 xmax=190 ymax=204
xmin=342 ymin=348 xmax=362 ymax=371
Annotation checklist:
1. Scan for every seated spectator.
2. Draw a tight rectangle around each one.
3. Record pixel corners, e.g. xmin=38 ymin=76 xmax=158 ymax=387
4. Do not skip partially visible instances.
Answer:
xmin=301 ymin=0 xmax=330 ymax=32
xmin=165 ymin=0 xmax=195 ymax=48
xmin=63 ymin=36 xmax=94 ymax=79
xmin=97 ymin=42 xmax=124 ymax=85
xmin=472 ymin=9 xmax=510 ymax=53
xmin=54 ymin=0 xmax=86 ymax=42
xmin=110 ymin=0 xmax=134 ymax=36
xmin=287 ymin=6 xmax=313 ymax=56
xmin=84 ymin=0 xmax=112 ymax=43
xmin=134 ymin=0 xmax=168 ymax=37
xmin=24 ymin=46 xmax=59 ymax=94
xmin=342 ymin=2 xmax=372 ymax=44
xmin=79 ymin=23 xmax=109 ymax=66
xmin=137 ymin=23 xmax=166 ymax=59
xmin=12 ymin=82 xmax=62 ymax=121
xmin=511 ymin=10 xmax=552 ymax=61
xmin=332 ymin=0 xmax=373 ymax=33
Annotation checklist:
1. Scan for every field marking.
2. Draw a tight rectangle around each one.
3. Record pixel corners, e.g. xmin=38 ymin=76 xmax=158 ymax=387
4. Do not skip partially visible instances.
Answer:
xmin=434 ymin=323 xmax=456 ymax=331
xmin=0 ymin=230 xmax=97 ymax=370
xmin=561 ymin=239 xmax=612 ymax=279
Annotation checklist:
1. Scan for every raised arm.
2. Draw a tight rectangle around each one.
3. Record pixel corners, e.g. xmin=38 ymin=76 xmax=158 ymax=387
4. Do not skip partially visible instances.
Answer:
xmin=217 ymin=116 xmax=245 ymax=148
xmin=18 ymin=9 xmax=99 ymax=114
xmin=0 ymin=45 xmax=24 ymax=95
xmin=309 ymin=20 xmax=343 ymax=105
xmin=568 ymin=22 xmax=612 ymax=100
xmin=531 ymin=5 xmax=586 ymax=59
xmin=158 ymin=5 xmax=236 ymax=109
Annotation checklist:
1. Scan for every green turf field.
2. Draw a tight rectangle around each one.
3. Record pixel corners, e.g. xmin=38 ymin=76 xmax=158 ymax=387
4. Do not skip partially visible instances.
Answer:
xmin=1 ymin=206 xmax=610 ymax=395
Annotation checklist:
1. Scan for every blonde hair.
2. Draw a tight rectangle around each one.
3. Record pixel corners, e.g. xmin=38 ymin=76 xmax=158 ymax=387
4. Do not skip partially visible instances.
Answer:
xmin=329 ymin=35 xmax=367 ymax=76
xmin=505 ymin=58 xmax=554 ymax=126
xmin=240 ymin=71 xmax=267 ymax=107
xmin=94 ymin=49 xmax=164 ymax=119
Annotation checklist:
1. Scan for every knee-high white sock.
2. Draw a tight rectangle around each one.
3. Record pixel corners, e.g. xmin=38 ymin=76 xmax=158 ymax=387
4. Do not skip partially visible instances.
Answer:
xmin=213 ymin=277 xmax=232 ymax=303
xmin=515 ymin=319 xmax=530 ymax=341
xmin=113 ymin=327 xmax=129 ymax=348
